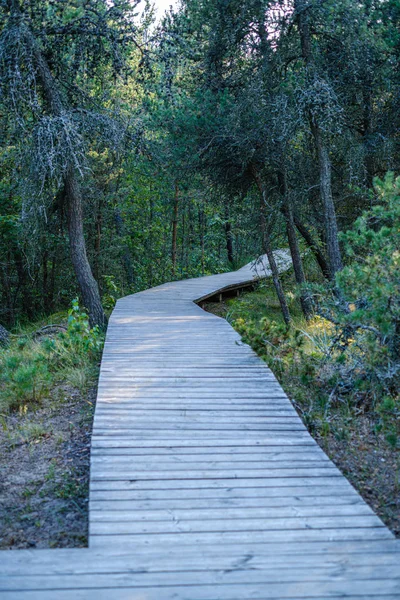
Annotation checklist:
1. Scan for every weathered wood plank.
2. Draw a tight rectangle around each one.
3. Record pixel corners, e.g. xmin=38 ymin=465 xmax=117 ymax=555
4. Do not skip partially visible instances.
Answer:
xmin=2 ymin=565 xmax=400 ymax=592
xmin=2 ymin=540 xmax=400 ymax=575
xmin=88 ymin=494 xmax=366 ymax=511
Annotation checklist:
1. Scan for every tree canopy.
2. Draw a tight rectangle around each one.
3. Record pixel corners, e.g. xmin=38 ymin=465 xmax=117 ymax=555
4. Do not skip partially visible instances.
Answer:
xmin=0 ymin=0 xmax=399 ymax=336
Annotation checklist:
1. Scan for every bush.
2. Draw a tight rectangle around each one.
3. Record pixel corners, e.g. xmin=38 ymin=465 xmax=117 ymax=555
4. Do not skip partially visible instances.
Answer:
xmin=234 ymin=316 xmax=305 ymax=379
xmin=317 ymin=174 xmax=399 ymax=388
xmin=0 ymin=299 xmax=103 ymax=412
xmin=311 ymin=172 xmax=400 ymax=444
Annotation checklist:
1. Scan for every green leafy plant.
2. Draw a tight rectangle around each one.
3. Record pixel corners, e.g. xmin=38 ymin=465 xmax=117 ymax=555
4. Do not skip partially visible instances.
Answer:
xmin=62 ymin=298 xmax=103 ymax=356
xmin=102 ymin=276 xmax=120 ymax=311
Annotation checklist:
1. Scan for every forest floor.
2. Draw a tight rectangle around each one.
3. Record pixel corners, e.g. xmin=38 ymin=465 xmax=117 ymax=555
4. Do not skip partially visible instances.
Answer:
xmin=205 ymin=280 xmax=400 ymax=538
xmin=0 ymin=310 xmax=101 ymax=550
xmin=0 ymin=383 xmax=96 ymax=549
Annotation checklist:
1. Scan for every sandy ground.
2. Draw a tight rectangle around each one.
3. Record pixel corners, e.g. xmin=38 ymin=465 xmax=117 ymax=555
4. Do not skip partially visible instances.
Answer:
xmin=0 ymin=385 xmax=95 ymax=549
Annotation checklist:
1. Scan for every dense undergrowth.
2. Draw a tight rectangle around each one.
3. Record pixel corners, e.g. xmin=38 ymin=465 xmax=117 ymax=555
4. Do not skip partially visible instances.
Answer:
xmin=0 ymin=300 xmax=103 ymax=549
xmin=0 ymin=299 xmax=103 ymax=414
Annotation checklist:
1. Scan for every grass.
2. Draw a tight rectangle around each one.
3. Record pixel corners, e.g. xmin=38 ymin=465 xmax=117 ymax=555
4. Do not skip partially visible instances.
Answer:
xmin=0 ymin=300 xmax=101 ymax=550
xmin=0 ymin=301 xmax=103 ymax=414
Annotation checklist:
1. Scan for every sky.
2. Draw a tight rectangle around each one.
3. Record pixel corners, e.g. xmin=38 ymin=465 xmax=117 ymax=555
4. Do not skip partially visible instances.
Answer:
xmin=154 ymin=0 xmax=178 ymax=13
xmin=139 ymin=0 xmax=178 ymax=19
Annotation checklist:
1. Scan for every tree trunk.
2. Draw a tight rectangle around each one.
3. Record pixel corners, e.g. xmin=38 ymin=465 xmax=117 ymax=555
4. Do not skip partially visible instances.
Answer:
xmin=114 ymin=210 xmax=134 ymax=287
xmin=42 ymin=250 xmax=49 ymax=312
xmin=94 ymin=200 xmax=102 ymax=280
xmin=362 ymin=86 xmax=374 ymax=191
xmin=199 ymin=206 xmax=205 ymax=276
xmin=278 ymin=171 xmax=313 ymax=319
xmin=14 ymin=249 xmax=34 ymax=320
xmin=171 ymin=181 xmax=179 ymax=277
xmin=0 ymin=261 xmax=14 ymax=326
xmin=180 ymin=206 xmax=185 ymax=276
xmin=64 ymin=170 xmax=107 ymax=329
xmin=0 ymin=323 xmax=10 ymax=346
xmin=311 ymin=122 xmax=343 ymax=276
xmin=251 ymin=166 xmax=291 ymax=326
xmin=295 ymin=0 xmax=343 ymax=278
xmin=48 ymin=255 xmax=57 ymax=312
xmin=293 ymin=216 xmax=331 ymax=280
xmin=27 ymin=22 xmax=106 ymax=328
xmin=263 ymin=236 xmax=291 ymax=326
xmin=224 ymin=203 xmax=234 ymax=264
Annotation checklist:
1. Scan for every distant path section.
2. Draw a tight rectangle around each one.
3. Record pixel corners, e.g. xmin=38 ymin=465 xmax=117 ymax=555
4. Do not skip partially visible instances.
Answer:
xmin=1 ymin=250 xmax=400 ymax=599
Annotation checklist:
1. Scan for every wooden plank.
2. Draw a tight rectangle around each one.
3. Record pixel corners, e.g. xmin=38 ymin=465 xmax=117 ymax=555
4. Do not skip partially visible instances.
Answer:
xmin=91 ymin=515 xmax=385 ymax=535
xmin=89 ymin=528 xmax=394 ymax=549
xmin=2 ymin=586 xmax=400 ymax=599
xmin=91 ymin=437 xmax=316 ymax=448
xmin=3 ymin=565 xmax=400 ymax=592
xmin=2 ymin=540 xmax=400 ymax=575
xmin=90 ymin=468 xmax=340 ymax=481
xmin=90 ymin=456 xmax=331 ymax=467
xmin=89 ymin=483 xmax=357 ymax=501
xmin=90 ymin=504 xmax=375 ymax=522
xmin=89 ymin=475 xmax=348 ymax=490
xmin=89 ymin=494 xmax=365 ymax=511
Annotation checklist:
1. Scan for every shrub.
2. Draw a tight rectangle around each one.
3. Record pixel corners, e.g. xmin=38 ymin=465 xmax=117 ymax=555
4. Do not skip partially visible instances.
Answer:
xmin=311 ymin=172 xmax=400 ymax=444
xmin=0 ymin=299 xmax=103 ymax=412
xmin=317 ymin=174 xmax=399 ymax=391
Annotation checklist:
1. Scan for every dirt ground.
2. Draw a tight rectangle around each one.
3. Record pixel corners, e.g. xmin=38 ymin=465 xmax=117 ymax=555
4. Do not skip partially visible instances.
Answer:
xmin=317 ymin=423 xmax=400 ymax=537
xmin=0 ymin=385 xmax=95 ymax=550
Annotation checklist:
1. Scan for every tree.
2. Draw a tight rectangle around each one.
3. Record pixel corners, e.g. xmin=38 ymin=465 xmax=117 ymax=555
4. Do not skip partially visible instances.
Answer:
xmin=0 ymin=322 xmax=9 ymax=345
xmin=0 ymin=0 xmax=142 ymax=327
xmin=293 ymin=0 xmax=343 ymax=278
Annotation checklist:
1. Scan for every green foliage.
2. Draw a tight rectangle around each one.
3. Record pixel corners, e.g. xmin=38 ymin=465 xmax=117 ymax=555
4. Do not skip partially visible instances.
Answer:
xmin=233 ymin=316 xmax=304 ymax=380
xmin=0 ymin=354 xmax=51 ymax=408
xmin=301 ymin=173 xmax=400 ymax=445
xmin=307 ymin=174 xmax=400 ymax=424
xmin=376 ymin=395 xmax=400 ymax=448
xmin=63 ymin=298 xmax=103 ymax=355
xmin=102 ymin=276 xmax=120 ymax=311
xmin=0 ymin=300 xmax=103 ymax=412
xmin=337 ymin=173 xmax=400 ymax=357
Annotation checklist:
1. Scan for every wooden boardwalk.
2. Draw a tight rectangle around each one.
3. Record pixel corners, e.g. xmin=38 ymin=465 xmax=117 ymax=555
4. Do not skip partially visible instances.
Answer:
xmin=1 ymin=251 xmax=400 ymax=599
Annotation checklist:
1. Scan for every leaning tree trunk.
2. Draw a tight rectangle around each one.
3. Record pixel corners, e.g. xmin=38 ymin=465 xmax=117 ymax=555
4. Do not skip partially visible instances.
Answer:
xmin=0 ymin=323 xmax=10 ymax=346
xmin=26 ymin=22 xmax=107 ymax=329
xmin=311 ymin=123 xmax=343 ymax=276
xmin=263 ymin=236 xmax=291 ymax=326
xmin=278 ymin=171 xmax=313 ymax=319
xmin=252 ymin=166 xmax=291 ymax=326
xmin=64 ymin=170 xmax=107 ymax=329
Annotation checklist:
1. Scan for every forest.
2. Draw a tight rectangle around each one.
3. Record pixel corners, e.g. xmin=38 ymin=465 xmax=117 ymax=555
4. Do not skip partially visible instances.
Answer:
xmin=0 ymin=0 xmax=399 ymax=548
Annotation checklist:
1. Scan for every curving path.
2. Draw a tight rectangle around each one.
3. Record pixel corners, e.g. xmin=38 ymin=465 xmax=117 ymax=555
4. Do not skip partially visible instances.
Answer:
xmin=1 ymin=251 xmax=400 ymax=599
